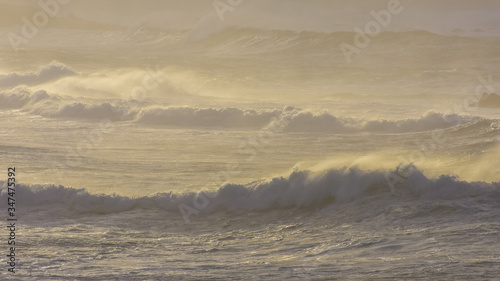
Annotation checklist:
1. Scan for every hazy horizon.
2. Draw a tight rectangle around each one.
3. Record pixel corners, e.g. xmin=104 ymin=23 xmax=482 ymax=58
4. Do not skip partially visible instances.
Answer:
xmin=1 ymin=0 xmax=500 ymax=36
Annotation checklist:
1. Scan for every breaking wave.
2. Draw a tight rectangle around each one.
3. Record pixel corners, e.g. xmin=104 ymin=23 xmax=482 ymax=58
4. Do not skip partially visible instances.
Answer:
xmin=0 ymin=90 xmax=496 ymax=133
xmin=135 ymin=106 xmax=281 ymax=128
xmin=278 ymin=111 xmax=477 ymax=134
xmin=1 ymin=166 xmax=498 ymax=215
xmin=0 ymin=90 xmax=50 ymax=109
xmin=0 ymin=61 xmax=77 ymax=88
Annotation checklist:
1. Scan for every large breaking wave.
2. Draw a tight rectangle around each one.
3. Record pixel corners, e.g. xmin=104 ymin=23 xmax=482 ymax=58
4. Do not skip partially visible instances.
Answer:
xmin=1 ymin=166 xmax=498 ymax=216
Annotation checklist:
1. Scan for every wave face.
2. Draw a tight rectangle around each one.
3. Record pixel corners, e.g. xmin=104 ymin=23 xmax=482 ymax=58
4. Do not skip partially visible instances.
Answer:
xmin=2 ymin=166 xmax=498 ymax=216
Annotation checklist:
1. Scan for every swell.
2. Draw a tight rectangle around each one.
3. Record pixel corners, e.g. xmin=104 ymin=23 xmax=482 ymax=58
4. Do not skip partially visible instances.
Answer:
xmin=1 ymin=166 xmax=498 ymax=215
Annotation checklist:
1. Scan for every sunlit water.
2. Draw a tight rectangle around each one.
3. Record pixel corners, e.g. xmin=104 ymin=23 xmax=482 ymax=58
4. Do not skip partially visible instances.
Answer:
xmin=0 ymin=18 xmax=499 ymax=280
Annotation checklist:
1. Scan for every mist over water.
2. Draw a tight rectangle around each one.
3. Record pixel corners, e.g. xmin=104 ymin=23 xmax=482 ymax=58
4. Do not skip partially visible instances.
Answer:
xmin=0 ymin=0 xmax=499 ymax=280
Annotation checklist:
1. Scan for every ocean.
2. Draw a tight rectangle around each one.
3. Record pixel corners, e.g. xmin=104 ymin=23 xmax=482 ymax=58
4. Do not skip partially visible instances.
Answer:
xmin=0 ymin=0 xmax=500 ymax=280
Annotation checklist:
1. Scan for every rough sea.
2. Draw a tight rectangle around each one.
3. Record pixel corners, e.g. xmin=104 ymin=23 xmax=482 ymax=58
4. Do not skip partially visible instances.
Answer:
xmin=0 ymin=0 xmax=499 ymax=279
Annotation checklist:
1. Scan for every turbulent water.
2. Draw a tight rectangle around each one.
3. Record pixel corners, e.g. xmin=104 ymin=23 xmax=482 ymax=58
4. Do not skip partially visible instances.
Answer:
xmin=1 ymin=1 xmax=500 ymax=280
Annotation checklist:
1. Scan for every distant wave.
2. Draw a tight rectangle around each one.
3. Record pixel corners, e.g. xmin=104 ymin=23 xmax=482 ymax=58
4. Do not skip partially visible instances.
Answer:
xmin=135 ymin=106 xmax=281 ymax=128
xmin=136 ymin=107 xmax=488 ymax=133
xmin=277 ymin=111 xmax=475 ymax=134
xmin=181 ymin=27 xmax=497 ymax=57
xmin=361 ymin=112 xmax=474 ymax=133
xmin=89 ymin=26 xmax=497 ymax=57
xmin=2 ymin=166 xmax=498 ymax=215
xmin=0 ymin=91 xmax=495 ymax=133
xmin=0 ymin=62 xmax=77 ymax=88
xmin=41 ymin=102 xmax=136 ymax=122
